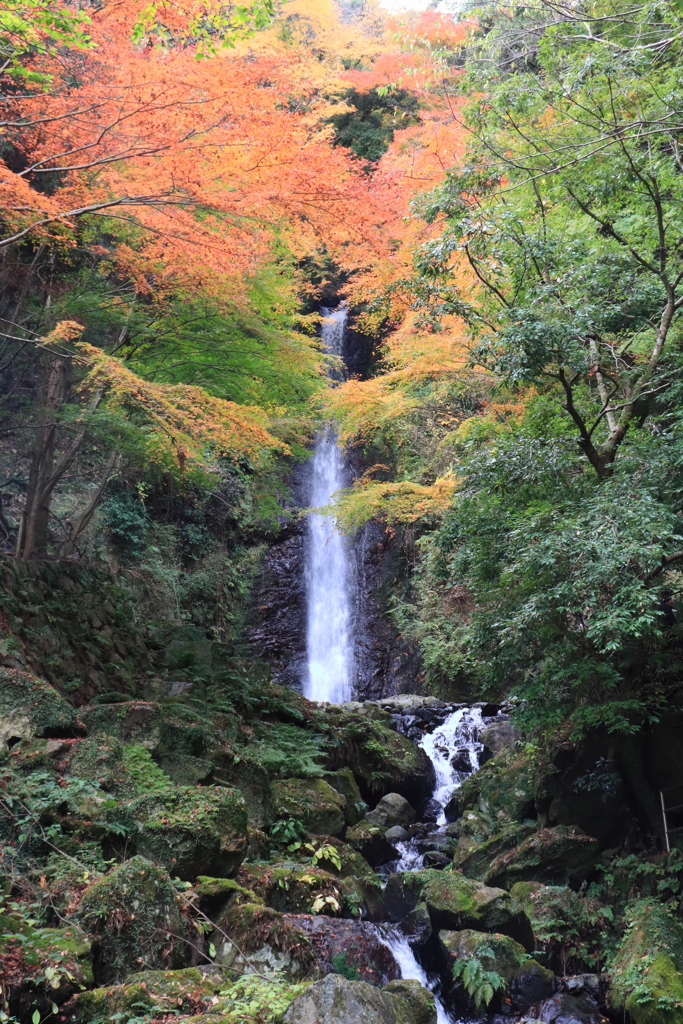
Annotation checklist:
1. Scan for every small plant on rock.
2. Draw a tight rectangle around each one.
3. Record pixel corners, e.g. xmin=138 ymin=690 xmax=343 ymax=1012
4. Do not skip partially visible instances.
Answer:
xmin=452 ymin=950 xmax=506 ymax=1009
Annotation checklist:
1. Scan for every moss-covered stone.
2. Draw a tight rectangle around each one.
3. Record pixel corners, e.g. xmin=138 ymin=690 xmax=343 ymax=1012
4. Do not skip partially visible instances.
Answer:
xmin=383 ymin=870 xmax=533 ymax=949
xmin=0 ymin=668 xmax=76 ymax=751
xmin=454 ymin=748 xmax=536 ymax=833
xmin=609 ymin=901 xmax=683 ymax=1024
xmin=69 ymin=968 xmax=221 ymax=1022
xmin=235 ymin=861 xmax=346 ymax=916
xmin=74 ymin=856 xmax=187 ymax=983
xmin=157 ymin=752 xmax=215 ymax=786
xmin=79 ymin=701 xmax=213 ymax=759
xmin=67 ymin=736 xmax=134 ymax=797
xmin=484 ymin=825 xmax=600 ymax=889
xmin=106 ymin=786 xmax=248 ymax=879
xmin=383 ymin=979 xmax=436 ymax=1024
xmin=509 ymin=880 xmax=612 ymax=972
xmin=282 ymin=972 xmax=423 ymax=1024
xmin=272 ymin=778 xmax=346 ymax=837
xmin=346 ymin=819 xmax=398 ymax=867
xmin=326 ymin=768 xmax=367 ymax=826
xmin=452 ymin=823 xmax=536 ymax=879
xmin=210 ymin=901 xmax=318 ymax=982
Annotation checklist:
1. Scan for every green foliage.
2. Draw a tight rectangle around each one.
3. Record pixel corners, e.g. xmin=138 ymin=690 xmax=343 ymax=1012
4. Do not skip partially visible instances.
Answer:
xmin=249 ymin=722 xmax=328 ymax=778
xmin=216 ymin=974 xmax=309 ymax=1023
xmin=101 ymin=492 xmax=149 ymax=556
xmin=331 ymin=951 xmax=361 ymax=981
xmin=452 ymin=949 xmax=506 ymax=1008
xmin=328 ymin=88 xmax=420 ymax=163
xmin=270 ymin=816 xmax=307 ymax=845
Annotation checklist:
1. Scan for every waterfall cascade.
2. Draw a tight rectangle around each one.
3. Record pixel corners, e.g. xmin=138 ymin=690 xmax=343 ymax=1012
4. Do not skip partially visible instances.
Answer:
xmin=376 ymin=707 xmax=486 ymax=1024
xmin=304 ymin=306 xmax=355 ymax=704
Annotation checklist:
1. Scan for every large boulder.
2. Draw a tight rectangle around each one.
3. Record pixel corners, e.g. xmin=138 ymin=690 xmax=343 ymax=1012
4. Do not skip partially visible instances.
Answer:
xmin=283 ymin=916 xmax=401 ymax=987
xmin=484 ymin=825 xmax=600 ymax=889
xmin=509 ymin=881 xmax=612 ymax=972
xmin=452 ymin=823 xmax=536 ymax=879
xmin=0 ymin=668 xmax=76 ymax=751
xmin=528 ymin=992 xmax=608 ymax=1023
xmin=609 ymin=901 xmax=683 ymax=1024
xmin=326 ymin=768 xmax=368 ymax=826
xmin=346 ymin=819 xmax=399 ymax=867
xmin=383 ymin=870 xmax=533 ymax=950
xmin=74 ymin=856 xmax=187 ymax=983
xmin=365 ymin=793 xmax=416 ymax=829
xmin=451 ymin=748 xmax=535 ymax=830
xmin=106 ymin=786 xmax=248 ymax=879
xmin=384 ymin=980 xmax=437 ymax=1024
xmin=235 ymin=860 xmax=378 ymax=919
xmin=272 ymin=778 xmax=347 ymax=837
xmin=282 ymin=972 xmax=427 ymax=1024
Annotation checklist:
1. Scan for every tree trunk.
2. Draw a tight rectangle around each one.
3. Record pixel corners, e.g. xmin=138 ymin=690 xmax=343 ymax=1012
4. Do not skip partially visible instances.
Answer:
xmin=19 ymin=357 xmax=65 ymax=559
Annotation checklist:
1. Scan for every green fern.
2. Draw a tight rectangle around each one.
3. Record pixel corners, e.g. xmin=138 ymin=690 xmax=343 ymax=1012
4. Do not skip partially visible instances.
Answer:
xmin=452 ymin=951 xmax=506 ymax=1008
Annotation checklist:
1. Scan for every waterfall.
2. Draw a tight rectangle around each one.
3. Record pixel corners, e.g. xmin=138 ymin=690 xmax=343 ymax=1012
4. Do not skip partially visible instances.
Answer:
xmin=304 ymin=307 xmax=354 ymax=704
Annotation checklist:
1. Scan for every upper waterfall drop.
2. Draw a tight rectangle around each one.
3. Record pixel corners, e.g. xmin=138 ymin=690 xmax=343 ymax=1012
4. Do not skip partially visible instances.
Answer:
xmin=304 ymin=306 xmax=355 ymax=704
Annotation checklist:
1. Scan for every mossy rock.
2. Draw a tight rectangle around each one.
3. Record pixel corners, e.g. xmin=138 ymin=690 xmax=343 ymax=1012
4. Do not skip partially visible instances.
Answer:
xmin=325 ymin=768 xmax=367 ymax=826
xmin=282 ymin=972 xmax=421 ymax=1024
xmin=106 ymin=786 xmax=248 ymax=879
xmin=74 ymin=856 xmax=187 ymax=983
xmin=0 ymin=914 xmax=92 ymax=1011
xmin=383 ymin=870 xmax=533 ymax=949
xmin=609 ymin=901 xmax=683 ymax=1024
xmin=346 ymin=819 xmax=399 ymax=868
xmin=453 ymin=823 xmax=536 ymax=880
xmin=384 ymin=979 xmax=437 ymax=1024
xmin=272 ymin=778 xmax=346 ymax=837
xmin=485 ymin=825 xmax=600 ymax=890
xmin=210 ymin=901 xmax=318 ymax=982
xmin=454 ymin=748 xmax=536 ymax=831
xmin=213 ymin=754 xmax=273 ymax=829
xmin=0 ymin=668 xmax=76 ymax=751
xmin=68 ymin=968 xmax=220 ymax=1022
xmin=509 ymin=880 xmax=611 ymax=972
xmin=439 ymin=928 xmax=554 ymax=1012
xmin=67 ymin=737 xmax=135 ymax=797
xmin=80 ymin=702 xmax=212 ymax=758
xmin=157 ymin=752 xmax=215 ymax=786
xmin=235 ymin=861 xmax=347 ymax=916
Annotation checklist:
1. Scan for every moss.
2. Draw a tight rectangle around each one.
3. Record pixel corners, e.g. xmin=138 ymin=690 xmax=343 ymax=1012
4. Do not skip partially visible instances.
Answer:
xmin=383 ymin=980 xmax=436 ymax=1024
xmin=106 ymin=786 xmax=248 ymax=879
xmin=453 ymin=823 xmax=536 ymax=879
xmin=609 ymin=901 xmax=683 ymax=1024
xmin=74 ymin=855 xmax=187 ymax=983
xmin=121 ymin=744 xmax=173 ymax=794
xmin=236 ymin=861 xmax=344 ymax=915
xmin=484 ymin=825 xmax=600 ymax=890
xmin=70 ymin=968 xmax=221 ymax=1023
xmin=67 ymin=737 xmax=134 ymax=797
xmin=456 ymin=748 xmax=536 ymax=833
xmin=271 ymin=778 xmax=346 ymax=837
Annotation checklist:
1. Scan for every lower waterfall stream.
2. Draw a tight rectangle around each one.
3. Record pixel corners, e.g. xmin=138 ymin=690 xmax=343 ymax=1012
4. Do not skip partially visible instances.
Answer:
xmin=373 ymin=707 xmax=485 ymax=1024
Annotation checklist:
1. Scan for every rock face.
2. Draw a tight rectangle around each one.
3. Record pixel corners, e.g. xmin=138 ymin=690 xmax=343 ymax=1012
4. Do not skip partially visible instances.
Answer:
xmin=609 ymin=901 xmax=683 ymax=1024
xmin=285 ymin=916 xmax=401 ymax=987
xmin=74 ymin=857 xmax=187 ymax=983
xmin=106 ymin=787 xmax=248 ymax=880
xmin=383 ymin=979 xmax=437 ymax=1024
xmin=272 ymin=777 xmax=347 ymax=836
xmin=282 ymin=972 xmax=427 ymax=1024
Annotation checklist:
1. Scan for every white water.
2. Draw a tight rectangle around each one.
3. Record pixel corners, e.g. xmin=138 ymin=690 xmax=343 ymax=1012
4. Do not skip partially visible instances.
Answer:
xmin=377 ymin=707 xmax=486 ymax=1023
xmin=304 ymin=307 xmax=354 ymax=704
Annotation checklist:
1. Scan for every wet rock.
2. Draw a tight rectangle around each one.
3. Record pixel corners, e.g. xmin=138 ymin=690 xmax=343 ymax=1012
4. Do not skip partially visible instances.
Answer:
xmin=399 ymin=902 xmax=432 ymax=945
xmin=284 ymin=916 xmax=401 ymax=986
xmin=383 ymin=870 xmax=534 ymax=949
xmin=272 ymin=778 xmax=347 ymax=837
xmin=608 ymin=901 xmax=683 ymax=1024
xmin=450 ymin=749 xmax=473 ymax=773
xmin=365 ymin=793 xmax=416 ymax=828
xmin=423 ymin=851 xmax=450 ymax=869
xmin=440 ymin=927 xmax=527 ymax=984
xmin=384 ymin=979 xmax=437 ymax=1024
xmin=485 ymin=825 xmax=600 ymax=889
xmin=105 ymin=786 xmax=248 ymax=880
xmin=282 ymin=972 xmax=422 ymax=1024
xmin=421 ymin=799 xmax=442 ymax=823
xmin=74 ymin=857 xmax=187 ymax=983
xmin=386 ymin=825 xmax=410 ymax=842
xmin=457 ymin=747 xmax=536 ymax=831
